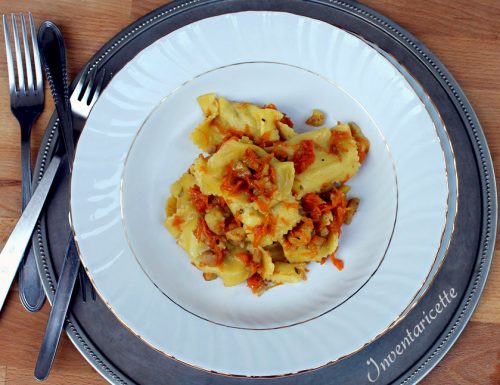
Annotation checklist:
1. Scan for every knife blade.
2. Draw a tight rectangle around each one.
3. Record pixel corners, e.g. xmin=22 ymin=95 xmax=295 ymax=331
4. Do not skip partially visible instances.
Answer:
xmin=0 ymin=154 xmax=62 ymax=312
xmin=34 ymin=235 xmax=79 ymax=380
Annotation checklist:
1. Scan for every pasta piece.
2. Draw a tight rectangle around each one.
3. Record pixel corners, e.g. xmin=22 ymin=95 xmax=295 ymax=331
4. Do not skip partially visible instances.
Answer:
xmin=189 ymin=94 xmax=220 ymax=153
xmin=273 ymin=161 xmax=295 ymax=201
xmin=305 ymin=109 xmax=325 ymax=127
xmin=276 ymin=121 xmax=296 ymax=140
xmin=193 ymin=140 xmax=267 ymax=197
xmin=260 ymin=248 xmax=275 ymax=280
xmin=279 ymin=187 xmax=348 ymax=263
xmin=176 ymin=217 xmax=211 ymax=260
xmin=165 ymin=171 xmax=233 ymax=264
xmin=231 ymin=200 xmax=300 ymax=247
xmin=190 ymin=94 xmax=295 ymax=153
xmin=264 ymin=242 xmax=287 ymax=262
xmin=204 ymin=206 xmax=225 ymax=235
xmin=267 ymin=262 xmax=308 ymax=283
xmin=164 ymin=172 xmax=199 ymax=239
xmin=194 ymin=251 xmax=252 ymax=287
xmin=280 ymin=231 xmax=339 ymax=263
xmin=349 ymin=122 xmax=370 ymax=163
xmin=192 ymin=139 xmax=297 ymax=215
xmin=271 ymin=124 xmax=360 ymax=197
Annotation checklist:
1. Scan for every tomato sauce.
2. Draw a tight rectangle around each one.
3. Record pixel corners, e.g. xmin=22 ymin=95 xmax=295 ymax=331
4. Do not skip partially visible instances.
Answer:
xmin=188 ymin=186 xmax=210 ymax=213
xmin=329 ymin=130 xmax=351 ymax=155
xmin=247 ymin=273 xmax=265 ymax=293
xmin=171 ymin=215 xmax=184 ymax=229
xmin=280 ymin=115 xmax=294 ymax=128
xmin=220 ymin=149 xmax=277 ymax=209
xmin=330 ymin=255 xmax=344 ymax=271
xmin=299 ymin=188 xmax=348 ymax=248
xmin=292 ymin=140 xmax=315 ymax=174
xmin=193 ymin=218 xmax=225 ymax=265
xmin=251 ymin=213 xmax=276 ymax=247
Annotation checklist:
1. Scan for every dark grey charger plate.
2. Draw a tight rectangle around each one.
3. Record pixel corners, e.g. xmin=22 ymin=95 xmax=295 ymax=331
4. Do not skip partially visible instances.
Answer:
xmin=32 ymin=0 xmax=497 ymax=384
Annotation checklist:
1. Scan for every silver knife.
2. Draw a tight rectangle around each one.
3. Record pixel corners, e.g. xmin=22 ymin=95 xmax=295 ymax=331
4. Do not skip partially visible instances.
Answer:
xmin=34 ymin=21 xmax=80 ymax=381
xmin=0 ymin=154 xmax=61 ymax=312
xmin=34 ymin=235 xmax=79 ymax=380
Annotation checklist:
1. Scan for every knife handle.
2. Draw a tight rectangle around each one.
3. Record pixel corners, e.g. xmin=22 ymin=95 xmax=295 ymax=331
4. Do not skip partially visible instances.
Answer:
xmin=38 ymin=21 xmax=75 ymax=167
xmin=0 ymin=155 xmax=62 ymax=312
xmin=34 ymin=235 xmax=80 ymax=380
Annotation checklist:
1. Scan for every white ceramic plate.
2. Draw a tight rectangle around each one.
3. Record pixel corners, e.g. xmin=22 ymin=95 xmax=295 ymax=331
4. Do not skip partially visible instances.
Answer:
xmin=71 ymin=12 xmax=454 ymax=376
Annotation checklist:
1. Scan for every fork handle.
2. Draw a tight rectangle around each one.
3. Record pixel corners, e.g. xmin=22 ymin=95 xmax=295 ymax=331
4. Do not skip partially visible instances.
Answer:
xmin=18 ymin=126 xmax=46 ymax=312
xmin=20 ymin=130 xmax=31 ymax=209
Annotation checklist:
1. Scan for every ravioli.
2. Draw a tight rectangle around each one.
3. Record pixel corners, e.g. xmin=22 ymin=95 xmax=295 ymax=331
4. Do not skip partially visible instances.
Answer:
xmin=270 ymin=124 xmax=361 ymax=198
xmin=165 ymin=96 xmax=369 ymax=294
xmin=191 ymin=94 xmax=295 ymax=153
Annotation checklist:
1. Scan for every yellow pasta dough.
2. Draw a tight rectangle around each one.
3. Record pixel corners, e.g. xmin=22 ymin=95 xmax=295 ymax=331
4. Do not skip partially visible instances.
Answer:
xmin=271 ymin=124 xmax=361 ymax=198
xmin=164 ymin=94 xmax=369 ymax=294
xmin=191 ymin=93 xmax=295 ymax=153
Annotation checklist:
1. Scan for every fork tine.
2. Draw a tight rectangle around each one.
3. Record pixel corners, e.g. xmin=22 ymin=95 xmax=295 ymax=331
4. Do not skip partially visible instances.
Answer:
xmin=72 ymin=64 xmax=90 ymax=102
xmin=88 ymin=68 xmax=105 ymax=107
xmin=29 ymin=13 xmax=42 ymax=92
xmin=11 ymin=14 xmax=25 ymax=93
xmin=90 ymin=279 xmax=96 ymax=301
xmin=78 ymin=268 xmax=86 ymax=303
xmin=81 ymin=68 xmax=97 ymax=105
xmin=3 ymin=15 xmax=16 ymax=93
xmin=20 ymin=13 xmax=33 ymax=92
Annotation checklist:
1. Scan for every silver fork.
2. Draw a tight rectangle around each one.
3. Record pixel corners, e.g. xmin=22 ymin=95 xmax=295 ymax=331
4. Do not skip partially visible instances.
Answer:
xmin=34 ymin=64 xmax=105 ymax=381
xmin=71 ymin=64 xmax=106 ymax=132
xmin=71 ymin=65 xmax=106 ymax=303
xmin=3 ymin=13 xmax=46 ymax=312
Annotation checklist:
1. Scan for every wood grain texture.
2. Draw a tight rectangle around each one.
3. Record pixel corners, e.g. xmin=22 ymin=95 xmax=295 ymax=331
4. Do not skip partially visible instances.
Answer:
xmin=0 ymin=0 xmax=498 ymax=384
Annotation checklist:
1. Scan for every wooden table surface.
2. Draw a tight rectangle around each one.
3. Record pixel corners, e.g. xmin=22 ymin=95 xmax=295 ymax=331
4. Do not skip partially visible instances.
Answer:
xmin=0 ymin=0 xmax=498 ymax=384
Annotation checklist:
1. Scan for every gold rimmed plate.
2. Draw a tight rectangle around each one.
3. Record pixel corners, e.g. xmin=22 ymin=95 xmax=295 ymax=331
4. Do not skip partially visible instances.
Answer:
xmin=69 ymin=11 xmax=456 ymax=377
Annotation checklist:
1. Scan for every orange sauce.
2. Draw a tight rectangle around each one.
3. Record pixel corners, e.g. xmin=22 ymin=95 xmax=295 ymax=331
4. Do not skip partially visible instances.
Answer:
xmin=188 ymin=186 xmax=210 ymax=213
xmin=220 ymin=160 xmax=250 ymax=195
xmin=329 ymin=130 xmax=350 ymax=155
xmin=193 ymin=218 xmax=225 ymax=265
xmin=256 ymin=199 xmax=269 ymax=212
xmin=247 ymin=273 xmax=265 ymax=293
xmin=236 ymin=252 xmax=259 ymax=274
xmin=215 ymin=131 xmax=245 ymax=152
xmin=300 ymin=188 xmax=348 ymax=248
xmin=301 ymin=193 xmax=328 ymax=222
xmin=251 ymin=213 xmax=276 ymax=247
xmin=171 ymin=215 xmax=184 ymax=229
xmin=220 ymin=149 xmax=277 ymax=211
xmin=330 ymin=255 xmax=344 ymax=271
xmin=280 ymin=115 xmax=294 ymax=128
xmin=283 ymin=201 xmax=299 ymax=210
xmin=236 ymin=251 xmax=252 ymax=265
xmin=292 ymin=140 xmax=315 ymax=174
xmin=272 ymin=148 xmax=290 ymax=162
